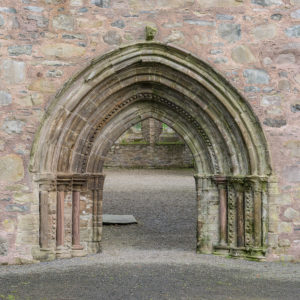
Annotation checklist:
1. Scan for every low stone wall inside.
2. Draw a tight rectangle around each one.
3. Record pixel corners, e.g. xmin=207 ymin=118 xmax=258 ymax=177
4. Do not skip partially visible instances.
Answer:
xmin=104 ymin=143 xmax=194 ymax=168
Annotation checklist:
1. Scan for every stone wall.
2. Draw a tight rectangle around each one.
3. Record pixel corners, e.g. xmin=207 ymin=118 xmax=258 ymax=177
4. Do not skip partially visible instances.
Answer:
xmin=104 ymin=144 xmax=194 ymax=168
xmin=0 ymin=0 xmax=299 ymax=263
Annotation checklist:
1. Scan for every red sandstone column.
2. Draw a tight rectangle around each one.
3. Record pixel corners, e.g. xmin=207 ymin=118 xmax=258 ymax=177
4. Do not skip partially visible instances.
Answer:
xmin=72 ymin=184 xmax=83 ymax=250
xmin=215 ymin=176 xmax=227 ymax=246
xmin=56 ymin=184 xmax=66 ymax=248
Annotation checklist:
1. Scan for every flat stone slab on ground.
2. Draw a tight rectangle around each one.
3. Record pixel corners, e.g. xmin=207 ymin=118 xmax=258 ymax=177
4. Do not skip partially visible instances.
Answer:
xmin=103 ymin=214 xmax=137 ymax=225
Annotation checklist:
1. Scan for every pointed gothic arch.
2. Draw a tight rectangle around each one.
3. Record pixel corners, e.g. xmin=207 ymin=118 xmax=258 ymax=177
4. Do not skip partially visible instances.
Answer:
xmin=30 ymin=42 xmax=272 ymax=260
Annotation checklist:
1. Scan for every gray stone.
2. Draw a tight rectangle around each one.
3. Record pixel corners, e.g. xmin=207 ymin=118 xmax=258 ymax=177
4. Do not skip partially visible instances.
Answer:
xmin=285 ymin=25 xmax=300 ymax=37
xmin=1 ymin=60 xmax=26 ymax=84
xmin=218 ymin=23 xmax=241 ymax=43
xmin=278 ymin=79 xmax=290 ymax=91
xmin=8 ymin=45 xmax=32 ymax=56
xmin=216 ymin=14 xmax=233 ymax=20
xmin=283 ymin=207 xmax=299 ymax=220
xmin=53 ymin=15 xmax=74 ymax=31
xmin=231 ymin=45 xmax=255 ymax=64
xmin=278 ymin=239 xmax=291 ymax=247
xmin=0 ymin=14 xmax=4 ymax=26
xmin=244 ymin=86 xmax=260 ymax=93
xmin=24 ymin=6 xmax=44 ymax=12
xmin=0 ymin=7 xmax=17 ymax=14
xmin=0 ymin=91 xmax=12 ymax=106
xmin=11 ymin=16 xmax=20 ymax=29
xmin=251 ymin=0 xmax=283 ymax=6
xmin=214 ymin=57 xmax=228 ymax=64
xmin=263 ymin=87 xmax=274 ymax=93
xmin=253 ymin=24 xmax=276 ymax=40
xmin=184 ymin=19 xmax=216 ymax=26
xmin=0 ymin=237 xmax=8 ymax=256
xmin=103 ymin=214 xmax=137 ymax=224
xmin=5 ymin=204 xmax=29 ymax=212
xmin=243 ymin=69 xmax=270 ymax=84
xmin=291 ymin=9 xmax=300 ymax=19
xmin=111 ymin=20 xmax=125 ymax=29
xmin=47 ymin=69 xmax=63 ymax=77
xmin=2 ymin=119 xmax=25 ymax=134
xmin=275 ymin=53 xmax=296 ymax=64
xmin=62 ymin=33 xmax=84 ymax=39
xmin=78 ymin=7 xmax=88 ymax=13
xmin=91 ymin=0 xmax=110 ymax=8
xmin=263 ymin=57 xmax=273 ymax=65
xmin=291 ymin=104 xmax=300 ymax=112
xmin=210 ymin=49 xmax=223 ymax=55
xmin=263 ymin=118 xmax=286 ymax=127
xmin=271 ymin=14 xmax=282 ymax=20
xmin=103 ymin=31 xmax=122 ymax=45
xmin=261 ymin=95 xmax=281 ymax=106
xmin=27 ymin=15 xmax=49 ymax=28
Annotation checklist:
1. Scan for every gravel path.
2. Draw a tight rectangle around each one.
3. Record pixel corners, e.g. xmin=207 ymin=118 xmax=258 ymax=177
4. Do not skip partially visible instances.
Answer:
xmin=102 ymin=168 xmax=197 ymax=252
xmin=0 ymin=169 xmax=299 ymax=300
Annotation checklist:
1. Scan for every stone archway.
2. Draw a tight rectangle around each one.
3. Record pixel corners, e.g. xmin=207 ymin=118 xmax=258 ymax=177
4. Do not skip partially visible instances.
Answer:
xmin=30 ymin=42 xmax=272 ymax=261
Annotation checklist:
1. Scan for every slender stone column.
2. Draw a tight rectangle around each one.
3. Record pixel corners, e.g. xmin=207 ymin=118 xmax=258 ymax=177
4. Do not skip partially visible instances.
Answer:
xmin=39 ymin=185 xmax=50 ymax=249
xmin=72 ymin=184 xmax=83 ymax=250
xmin=253 ymin=180 xmax=262 ymax=247
xmin=215 ymin=176 xmax=227 ymax=246
xmin=56 ymin=183 xmax=66 ymax=248
xmin=236 ymin=187 xmax=245 ymax=247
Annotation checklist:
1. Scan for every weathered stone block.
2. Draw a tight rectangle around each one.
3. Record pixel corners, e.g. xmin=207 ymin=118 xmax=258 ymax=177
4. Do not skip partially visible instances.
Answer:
xmin=263 ymin=118 xmax=286 ymax=127
xmin=218 ymin=23 xmax=241 ymax=43
xmin=1 ymin=60 xmax=25 ymax=84
xmin=231 ymin=45 xmax=255 ymax=64
xmin=253 ymin=24 xmax=276 ymax=40
xmin=285 ymin=25 xmax=300 ymax=37
xmin=278 ymin=222 xmax=293 ymax=233
xmin=6 ymin=204 xmax=29 ymax=212
xmin=0 ymin=91 xmax=12 ymax=106
xmin=91 ymin=0 xmax=110 ymax=8
xmin=103 ymin=31 xmax=122 ymax=45
xmin=251 ymin=0 xmax=283 ymax=6
xmin=41 ymin=43 xmax=86 ymax=58
xmin=111 ymin=20 xmax=125 ymax=29
xmin=8 ymin=45 xmax=32 ymax=56
xmin=0 ymin=154 xmax=24 ymax=182
xmin=243 ymin=69 xmax=269 ymax=84
xmin=27 ymin=15 xmax=49 ymax=28
xmin=284 ymin=208 xmax=300 ymax=220
xmin=53 ymin=15 xmax=74 ymax=31
xmin=2 ymin=119 xmax=25 ymax=134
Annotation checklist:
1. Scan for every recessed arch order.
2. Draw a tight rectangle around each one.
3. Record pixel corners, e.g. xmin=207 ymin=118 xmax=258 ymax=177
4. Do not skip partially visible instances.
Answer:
xmin=30 ymin=42 xmax=272 ymax=261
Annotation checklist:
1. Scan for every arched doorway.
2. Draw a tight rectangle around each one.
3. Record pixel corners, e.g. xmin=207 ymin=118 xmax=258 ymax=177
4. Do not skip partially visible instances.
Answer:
xmin=30 ymin=42 xmax=271 ymax=261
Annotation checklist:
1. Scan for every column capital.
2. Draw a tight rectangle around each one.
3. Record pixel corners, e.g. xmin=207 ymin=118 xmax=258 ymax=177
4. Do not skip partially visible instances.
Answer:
xmin=213 ymin=175 xmax=227 ymax=187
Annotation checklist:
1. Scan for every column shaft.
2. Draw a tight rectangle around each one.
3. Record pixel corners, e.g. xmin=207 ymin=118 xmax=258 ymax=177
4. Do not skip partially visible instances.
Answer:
xmin=56 ymin=189 xmax=65 ymax=247
xmin=72 ymin=189 xmax=83 ymax=250
xmin=40 ymin=190 xmax=49 ymax=249
xmin=254 ymin=191 xmax=262 ymax=247
xmin=219 ymin=186 xmax=227 ymax=246
xmin=236 ymin=191 xmax=245 ymax=247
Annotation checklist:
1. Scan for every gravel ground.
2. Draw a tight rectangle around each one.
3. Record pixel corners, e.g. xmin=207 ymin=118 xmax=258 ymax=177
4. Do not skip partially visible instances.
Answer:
xmin=0 ymin=169 xmax=299 ymax=300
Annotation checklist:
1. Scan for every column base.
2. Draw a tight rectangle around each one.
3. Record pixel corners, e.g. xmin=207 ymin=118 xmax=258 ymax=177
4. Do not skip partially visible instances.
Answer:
xmin=71 ymin=245 xmax=86 ymax=257
xmin=56 ymin=246 xmax=72 ymax=259
xmin=71 ymin=249 xmax=87 ymax=257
